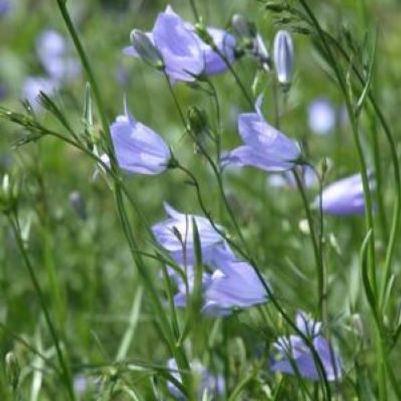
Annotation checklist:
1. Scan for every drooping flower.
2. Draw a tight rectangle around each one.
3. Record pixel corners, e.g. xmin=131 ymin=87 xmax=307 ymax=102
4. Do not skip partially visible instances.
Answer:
xmin=36 ymin=30 xmax=80 ymax=82
xmin=166 ymin=358 xmax=224 ymax=400
xmin=170 ymin=245 xmax=269 ymax=316
xmin=195 ymin=27 xmax=236 ymax=75
xmin=124 ymin=5 xmax=236 ymax=80
xmin=222 ymin=103 xmax=301 ymax=172
xmin=21 ymin=76 xmax=59 ymax=110
xmin=271 ymin=311 xmax=342 ymax=381
xmin=316 ymin=173 xmax=372 ymax=215
xmin=308 ymin=98 xmax=336 ymax=135
xmin=110 ymin=105 xmax=171 ymax=175
xmin=0 ymin=0 xmax=11 ymax=17
xmin=273 ymin=30 xmax=294 ymax=86
xmin=124 ymin=6 xmax=203 ymax=81
xmin=152 ymin=203 xmax=225 ymax=264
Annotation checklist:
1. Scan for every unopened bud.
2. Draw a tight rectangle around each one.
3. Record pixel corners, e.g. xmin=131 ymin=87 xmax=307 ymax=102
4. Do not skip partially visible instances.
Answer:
xmin=5 ymin=352 xmax=20 ymax=391
xmin=0 ymin=174 xmax=18 ymax=214
xmin=130 ymin=30 xmax=164 ymax=69
xmin=69 ymin=191 xmax=87 ymax=220
xmin=231 ymin=14 xmax=255 ymax=39
xmin=273 ymin=30 xmax=294 ymax=88
xmin=187 ymin=106 xmax=208 ymax=136
xmin=350 ymin=314 xmax=364 ymax=336
xmin=265 ymin=2 xmax=287 ymax=12
xmin=253 ymin=34 xmax=271 ymax=70
xmin=299 ymin=219 xmax=310 ymax=235
xmin=187 ymin=106 xmax=209 ymax=154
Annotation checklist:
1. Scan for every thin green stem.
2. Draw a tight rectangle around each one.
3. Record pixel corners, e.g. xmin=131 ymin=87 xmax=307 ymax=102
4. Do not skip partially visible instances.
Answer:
xmin=176 ymin=163 xmax=332 ymax=399
xmin=8 ymin=213 xmax=75 ymax=401
xmin=293 ymin=170 xmax=324 ymax=319
xmin=54 ymin=2 xmax=194 ymax=396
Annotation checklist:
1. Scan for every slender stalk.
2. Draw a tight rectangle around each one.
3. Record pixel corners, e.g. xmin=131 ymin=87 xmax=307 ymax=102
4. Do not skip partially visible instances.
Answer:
xmin=188 ymin=0 xmax=200 ymax=21
xmin=54 ymin=0 xmax=113 ymax=154
xmin=296 ymin=2 xmax=384 ymax=398
xmin=8 ymin=212 xmax=75 ymax=401
xmin=176 ymin=163 xmax=332 ymax=399
xmin=293 ymin=170 xmax=325 ymax=319
xmin=54 ymin=3 xmax=194 ymax=396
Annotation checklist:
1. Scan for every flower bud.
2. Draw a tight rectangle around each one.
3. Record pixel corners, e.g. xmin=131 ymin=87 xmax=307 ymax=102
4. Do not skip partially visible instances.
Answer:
xmin=187 ymin=106 xmax=209 ymax=154
xmin=265 ymin=2 xmax=287 ymax=12
xmin=0 ymin=174 xmax=19 ymax=214
xmin=187 ymin=106 xmax=208 ymax=136
xmin=273 ymin=30 xmax=294 ymax=88
xmin=231 ymin=14 xmax=255 ymax=40
xmin=130 ymin=29 xmax=164 ymax=69
xmin=5 ymin=352 xmax=20 ymax=391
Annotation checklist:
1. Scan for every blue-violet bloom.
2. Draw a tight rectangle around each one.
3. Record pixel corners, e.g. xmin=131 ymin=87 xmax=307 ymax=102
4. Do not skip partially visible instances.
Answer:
xmin=36 ymin=30 xmax=80 ymax=82
xmin=152 ymin=203 xmax=225 ymax=264
xmin=0 ymin=0 xmax=11 ymax=17
xmin=271 ymin=311 xmax=342 ymax=381
xmin=316 ymin=173 xmax=373 ymax=215
xmin=110 ymin=106 xmax=171 ymax=175
xmin=124 ymin=5 xmax=235 ymax=80
xmin=195 ymin=27 xmax=236 ymax=75
xmin=124 ymin=5 xmax=203 ymax=81
xmin=223 ymin=103 xmax=301 ymax=172
xmin=171 ymin=246 xmax=269 ymax=316
xmin=308 ymin=98 xmax=336 ymax=135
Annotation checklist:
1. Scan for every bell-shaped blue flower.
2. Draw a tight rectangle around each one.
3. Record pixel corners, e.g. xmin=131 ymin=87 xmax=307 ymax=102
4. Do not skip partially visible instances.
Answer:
xmin=124 ymin=5 xmax=203 ymax=82
xmin=195 ymin=27 xmax=236 ymax=75
xmin=124 ymin=5 xmax=236 ymax=80
xmin=271 ymin=311 xmax=342 ymax=381
xmin=36 ymin=30 xmax=80 ymax=82
xmin=223 ymin=102 xmax=301 ymax=172
xmin=171 ymin=245 xmax=269 ymax=316
xmin=152 ymin=203 xmax=225 ymax=264
xmin=110 ymin=106 xmax=171 ymax=175
xmin=316 ymin=173 xmax=373 ymax=215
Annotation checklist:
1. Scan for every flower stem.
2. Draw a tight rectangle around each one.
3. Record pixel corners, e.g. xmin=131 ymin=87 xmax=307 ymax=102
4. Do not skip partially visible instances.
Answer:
xmin=8 ymin=212 xmax=75 ymax=401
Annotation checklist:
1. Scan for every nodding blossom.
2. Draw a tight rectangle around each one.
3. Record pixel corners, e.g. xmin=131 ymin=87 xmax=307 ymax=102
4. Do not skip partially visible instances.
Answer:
xmin=172 ymin=253 xmax=268 ymax=316
xmin=124 ymin=5 xmax=236 ymax=81
xmin=273 ymin=30 xmax=294 ymax=87
xmin=271 ymin=311 xmax=342 ymax=381
xmin=222 ymin=99 xmax=302 ymax=172
xmin=166 ymin=359 xmax=224 ymax=400
xmin=36 ymin=30 xmax=80 ymax=82
xmin=316 ymin=173 xmax=373 ymax=215
xmin=151 ymin=202 xmax=225 ymax=265
xmin=308 ymin=98 xmax=336 ymax=135
xmin=0 ymin=0 xmax=11 ymax=17
xmin=110 ymin=105 xmax=171 ymax=175
xmin=22 ymin=30 xmax=80 ymax=110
